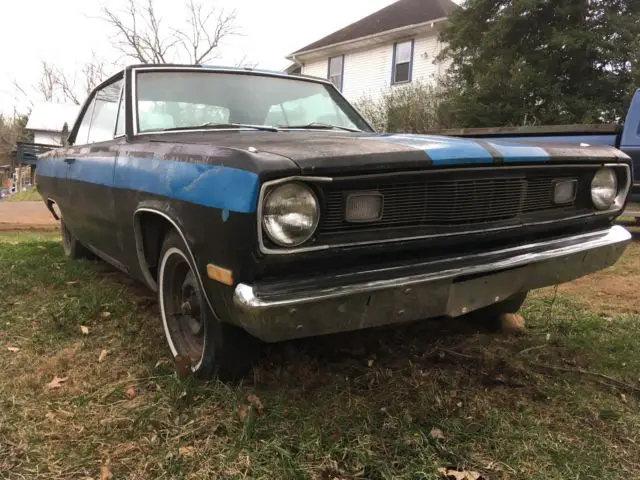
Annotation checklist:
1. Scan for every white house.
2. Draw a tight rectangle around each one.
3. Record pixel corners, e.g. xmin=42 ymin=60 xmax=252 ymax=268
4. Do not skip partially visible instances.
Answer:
xmin=25 ymin=102 xmax=80 ymax=145
xmin=286 ymin=0 xmax=457 ymax=102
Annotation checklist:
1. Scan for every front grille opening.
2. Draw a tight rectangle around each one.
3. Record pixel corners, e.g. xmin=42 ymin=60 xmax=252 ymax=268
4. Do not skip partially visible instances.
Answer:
xmin=319 ymin=168 xmax=595 ymax=237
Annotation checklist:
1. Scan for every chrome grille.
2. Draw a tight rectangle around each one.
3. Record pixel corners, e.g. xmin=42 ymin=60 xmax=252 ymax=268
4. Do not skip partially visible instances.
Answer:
xmin=319 ymin=168 xmax=594 ymax=235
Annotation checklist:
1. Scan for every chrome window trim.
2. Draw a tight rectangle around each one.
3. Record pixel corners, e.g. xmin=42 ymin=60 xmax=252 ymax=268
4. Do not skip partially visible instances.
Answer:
xmin=257 ymin=163 xmax=632 ymax=256
xmin=113 ymin=81 xmax=126 ymax=139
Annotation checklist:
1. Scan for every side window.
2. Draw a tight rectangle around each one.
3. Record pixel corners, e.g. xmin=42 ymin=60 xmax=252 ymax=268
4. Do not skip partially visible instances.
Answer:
xmin=87 ymin=79 xmax=123 ymax=144
xmin=328 ymin=55 xmax=344 ymax=91
xmin=392 ymin=40 xmax=414 ymax=84
xmin=74 ymin=99 xmax=95 ymax=145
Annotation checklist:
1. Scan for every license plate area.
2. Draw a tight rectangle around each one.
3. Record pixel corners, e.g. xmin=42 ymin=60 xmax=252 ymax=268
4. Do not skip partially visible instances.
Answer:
xmin=446 ymin=266 xmax=529 ymax=317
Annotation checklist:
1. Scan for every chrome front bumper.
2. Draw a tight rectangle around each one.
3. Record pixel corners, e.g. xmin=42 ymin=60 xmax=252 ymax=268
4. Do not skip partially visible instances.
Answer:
xmin=233 ymin=226 xmax=632 ymax=342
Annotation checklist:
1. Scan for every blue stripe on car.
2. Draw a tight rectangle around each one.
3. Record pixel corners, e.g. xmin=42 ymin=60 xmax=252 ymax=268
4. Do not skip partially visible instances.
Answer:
xmin=37 ymin=156 xmax=260 ymax=213
xmin=365 ymin=134 xmax=553 ymax=165
xmin=368 ymin=134 xmax=494 ymax=165
xmin=484 ymin=140 xmax=551 ymax=162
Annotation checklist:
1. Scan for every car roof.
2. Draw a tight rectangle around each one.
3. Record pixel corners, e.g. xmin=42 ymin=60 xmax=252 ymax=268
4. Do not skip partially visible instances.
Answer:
xmin=99 ymin=64 xmax=330 ymax=88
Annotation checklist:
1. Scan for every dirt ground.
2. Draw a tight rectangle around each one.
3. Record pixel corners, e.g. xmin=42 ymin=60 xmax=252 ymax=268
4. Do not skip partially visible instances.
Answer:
xmin=0 ymin=200 xmax=59 ymax=231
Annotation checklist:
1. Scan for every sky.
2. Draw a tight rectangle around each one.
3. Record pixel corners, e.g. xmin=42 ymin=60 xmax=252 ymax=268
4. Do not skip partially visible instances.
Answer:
xmin=0 ymin=0 xmax=408 ymax=114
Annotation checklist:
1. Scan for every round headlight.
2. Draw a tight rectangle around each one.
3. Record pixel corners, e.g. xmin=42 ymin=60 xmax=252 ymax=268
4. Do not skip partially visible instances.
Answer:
xmin=262 ymin=182 xmax=320 ymax=247
xmin=591 ymin=168 xmax=618 ymax=210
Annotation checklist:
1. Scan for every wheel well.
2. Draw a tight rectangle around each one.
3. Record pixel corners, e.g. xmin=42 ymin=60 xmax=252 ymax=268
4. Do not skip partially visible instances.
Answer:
xmin=136 ymin=211 xmax=174 ymax=285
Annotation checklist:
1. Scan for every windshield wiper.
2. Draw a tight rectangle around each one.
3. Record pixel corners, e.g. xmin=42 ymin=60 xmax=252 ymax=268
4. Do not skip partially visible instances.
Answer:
xmin=281 ymin=122 xmax=362 ymax=132
xmin=159 ymin=123 xmax=280 ymax=132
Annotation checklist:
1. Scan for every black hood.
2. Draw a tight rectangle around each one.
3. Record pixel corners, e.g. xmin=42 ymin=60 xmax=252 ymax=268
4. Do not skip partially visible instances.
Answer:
xmin=140 ymin=130 xmax=626 ymax=175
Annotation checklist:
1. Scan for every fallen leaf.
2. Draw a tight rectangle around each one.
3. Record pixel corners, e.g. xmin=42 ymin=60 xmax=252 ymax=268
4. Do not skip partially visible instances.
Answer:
xmin=7 ymin=346 xmax=20 ymax=352
xmin=80 ymin=325 xmax=90 ymax=335
xmin=100 ymin=464 xmax=113 ymax=480
xmin=45 ymin=376 xmax=68 ymax=390
xmin=125 ymin=387 xmax=137 ymax=400
xmin=98 ymin=349 xmax=109 ymax=363
xmin=179 ymin=446 xmax=196 ymax=457
xmin=367 ymin=359 xmax=375 ymax=367
xmin=437 ymin=467 xmax=483 ymax=480
xmin=430 ymin=428 xmax=446 ymax=440
xmin=237 ymin=405 xmax=250 ymax=422
xmin=101 ymin=311 xmax=111 ymax=320
xmin=154 ymin=358 xmax=171 ymax=368
xmin=247 ymin=393 xmax=264 ymax=415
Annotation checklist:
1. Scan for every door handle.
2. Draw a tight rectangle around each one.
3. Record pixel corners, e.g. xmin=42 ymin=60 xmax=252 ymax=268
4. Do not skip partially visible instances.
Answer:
xmin=64 ymin=158 xmax=76 ymax=164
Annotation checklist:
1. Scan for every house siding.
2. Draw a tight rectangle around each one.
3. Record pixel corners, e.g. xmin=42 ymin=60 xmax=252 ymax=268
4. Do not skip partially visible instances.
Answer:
xmin=301 ymin=30 xmax=447 ymax=102
xmin=33 ymin=131 xmax=63 ymax=146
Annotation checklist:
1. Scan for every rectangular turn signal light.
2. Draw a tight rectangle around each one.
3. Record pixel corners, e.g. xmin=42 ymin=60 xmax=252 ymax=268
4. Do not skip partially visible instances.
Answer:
xmin=345 ymin=192 xmax=383 ymax=223
xmin=207 ymin=264 xmax=234 ymax=286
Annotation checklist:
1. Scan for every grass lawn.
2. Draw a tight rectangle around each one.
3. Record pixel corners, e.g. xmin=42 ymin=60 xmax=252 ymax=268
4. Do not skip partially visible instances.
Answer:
xmin=1 ymin=231 xmax=639 ymax=479
xmin=7 ymin=189 xmax=42 ymax=202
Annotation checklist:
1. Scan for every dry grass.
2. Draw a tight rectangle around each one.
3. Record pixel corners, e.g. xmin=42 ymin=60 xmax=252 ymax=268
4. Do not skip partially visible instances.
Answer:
xmin=537 ymin=231 xmax=640 ymax=316
xmin=1 ymin=232 xmax=640 ymax=479
xmin=6 ymin=189 xmax=42 ymax=202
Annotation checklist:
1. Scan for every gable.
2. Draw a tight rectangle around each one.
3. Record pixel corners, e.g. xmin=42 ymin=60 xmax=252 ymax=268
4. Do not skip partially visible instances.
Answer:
xmin=291 ymin=0 xmax=457 ymax=55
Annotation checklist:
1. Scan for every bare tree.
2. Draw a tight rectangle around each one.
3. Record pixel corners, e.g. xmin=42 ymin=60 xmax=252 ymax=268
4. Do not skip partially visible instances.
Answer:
xmin=234 ymin=53 xmax=258 ymax=69
xmin=0 ymin=110 xmax=29 ymax=166
xmin=20 ymin=55 xmax=109 ymax=106
xmin=101 ymin=0 xmax=238 ymax=65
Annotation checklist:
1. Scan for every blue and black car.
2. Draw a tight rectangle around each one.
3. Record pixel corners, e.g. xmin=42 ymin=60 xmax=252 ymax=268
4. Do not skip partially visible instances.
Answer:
xmin=36 ymin=65 xmax=633 ymax=380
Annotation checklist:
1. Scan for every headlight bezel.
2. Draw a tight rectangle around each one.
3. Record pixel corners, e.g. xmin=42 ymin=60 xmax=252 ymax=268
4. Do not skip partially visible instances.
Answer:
xmin=261 ymin=180 xmax=321 ymax=248
xmin=591 ymin=167 xmax=619 ymax=210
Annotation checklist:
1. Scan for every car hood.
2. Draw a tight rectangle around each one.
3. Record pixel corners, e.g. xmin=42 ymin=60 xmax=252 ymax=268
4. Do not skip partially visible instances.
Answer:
xmin=144 ymin=130 xmax=625 ymax=175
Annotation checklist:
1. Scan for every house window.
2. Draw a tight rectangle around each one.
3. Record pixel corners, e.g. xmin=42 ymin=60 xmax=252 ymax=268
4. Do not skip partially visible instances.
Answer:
xmin=392 ymin=40 xmax=414 ymax=84
xmin=328 ymin=55 xmax=344 ymax=91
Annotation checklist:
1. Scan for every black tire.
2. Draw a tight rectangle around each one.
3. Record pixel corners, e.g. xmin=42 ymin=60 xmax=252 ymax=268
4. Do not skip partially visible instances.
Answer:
xmin=463 ymin=291 xmax=528 ymax=332
xmin=60 ymin=218 xmax=94 ymax=260
xmin=158 ymin=231 xmax=259 ymax=381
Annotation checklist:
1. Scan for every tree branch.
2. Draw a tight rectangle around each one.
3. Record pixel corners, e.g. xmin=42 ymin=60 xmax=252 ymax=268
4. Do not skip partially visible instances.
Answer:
xmin=100 ymin=0 xmax=238 ymax=65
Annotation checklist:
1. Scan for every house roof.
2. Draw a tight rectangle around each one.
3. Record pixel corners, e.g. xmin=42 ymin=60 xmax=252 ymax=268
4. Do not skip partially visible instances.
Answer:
xmin=25 ymin=102 xmax=81 ymax=133
xmin=291 ymin=0 xmax=458 ymax=55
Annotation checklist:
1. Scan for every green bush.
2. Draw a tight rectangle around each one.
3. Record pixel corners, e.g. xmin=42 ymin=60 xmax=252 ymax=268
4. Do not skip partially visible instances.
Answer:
xmin=353 ymin=82 xmax=453 ymax=133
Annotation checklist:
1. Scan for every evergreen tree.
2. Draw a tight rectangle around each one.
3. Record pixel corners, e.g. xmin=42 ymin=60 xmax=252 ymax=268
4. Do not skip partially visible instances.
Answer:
xmin=438 ymin=0 xmax=640 ymax=127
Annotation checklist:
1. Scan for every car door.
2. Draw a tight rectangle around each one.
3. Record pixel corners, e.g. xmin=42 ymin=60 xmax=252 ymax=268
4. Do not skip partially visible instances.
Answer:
xmin=65 ymin=77 xmax=125 ymax=264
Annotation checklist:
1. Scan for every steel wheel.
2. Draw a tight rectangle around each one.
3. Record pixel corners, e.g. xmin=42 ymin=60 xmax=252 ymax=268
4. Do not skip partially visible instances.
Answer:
xmin=60 ymin=218 xmax=93 ymax=260
xmin=159 ymin=247 xmax=206 ymax=370
xmin=157 ymin=231 xmax=261 ymax=380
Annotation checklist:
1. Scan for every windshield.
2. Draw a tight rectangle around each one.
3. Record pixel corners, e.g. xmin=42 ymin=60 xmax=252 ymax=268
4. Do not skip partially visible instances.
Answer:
xmin=135 ymin=70 xmax=372 ymax=133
